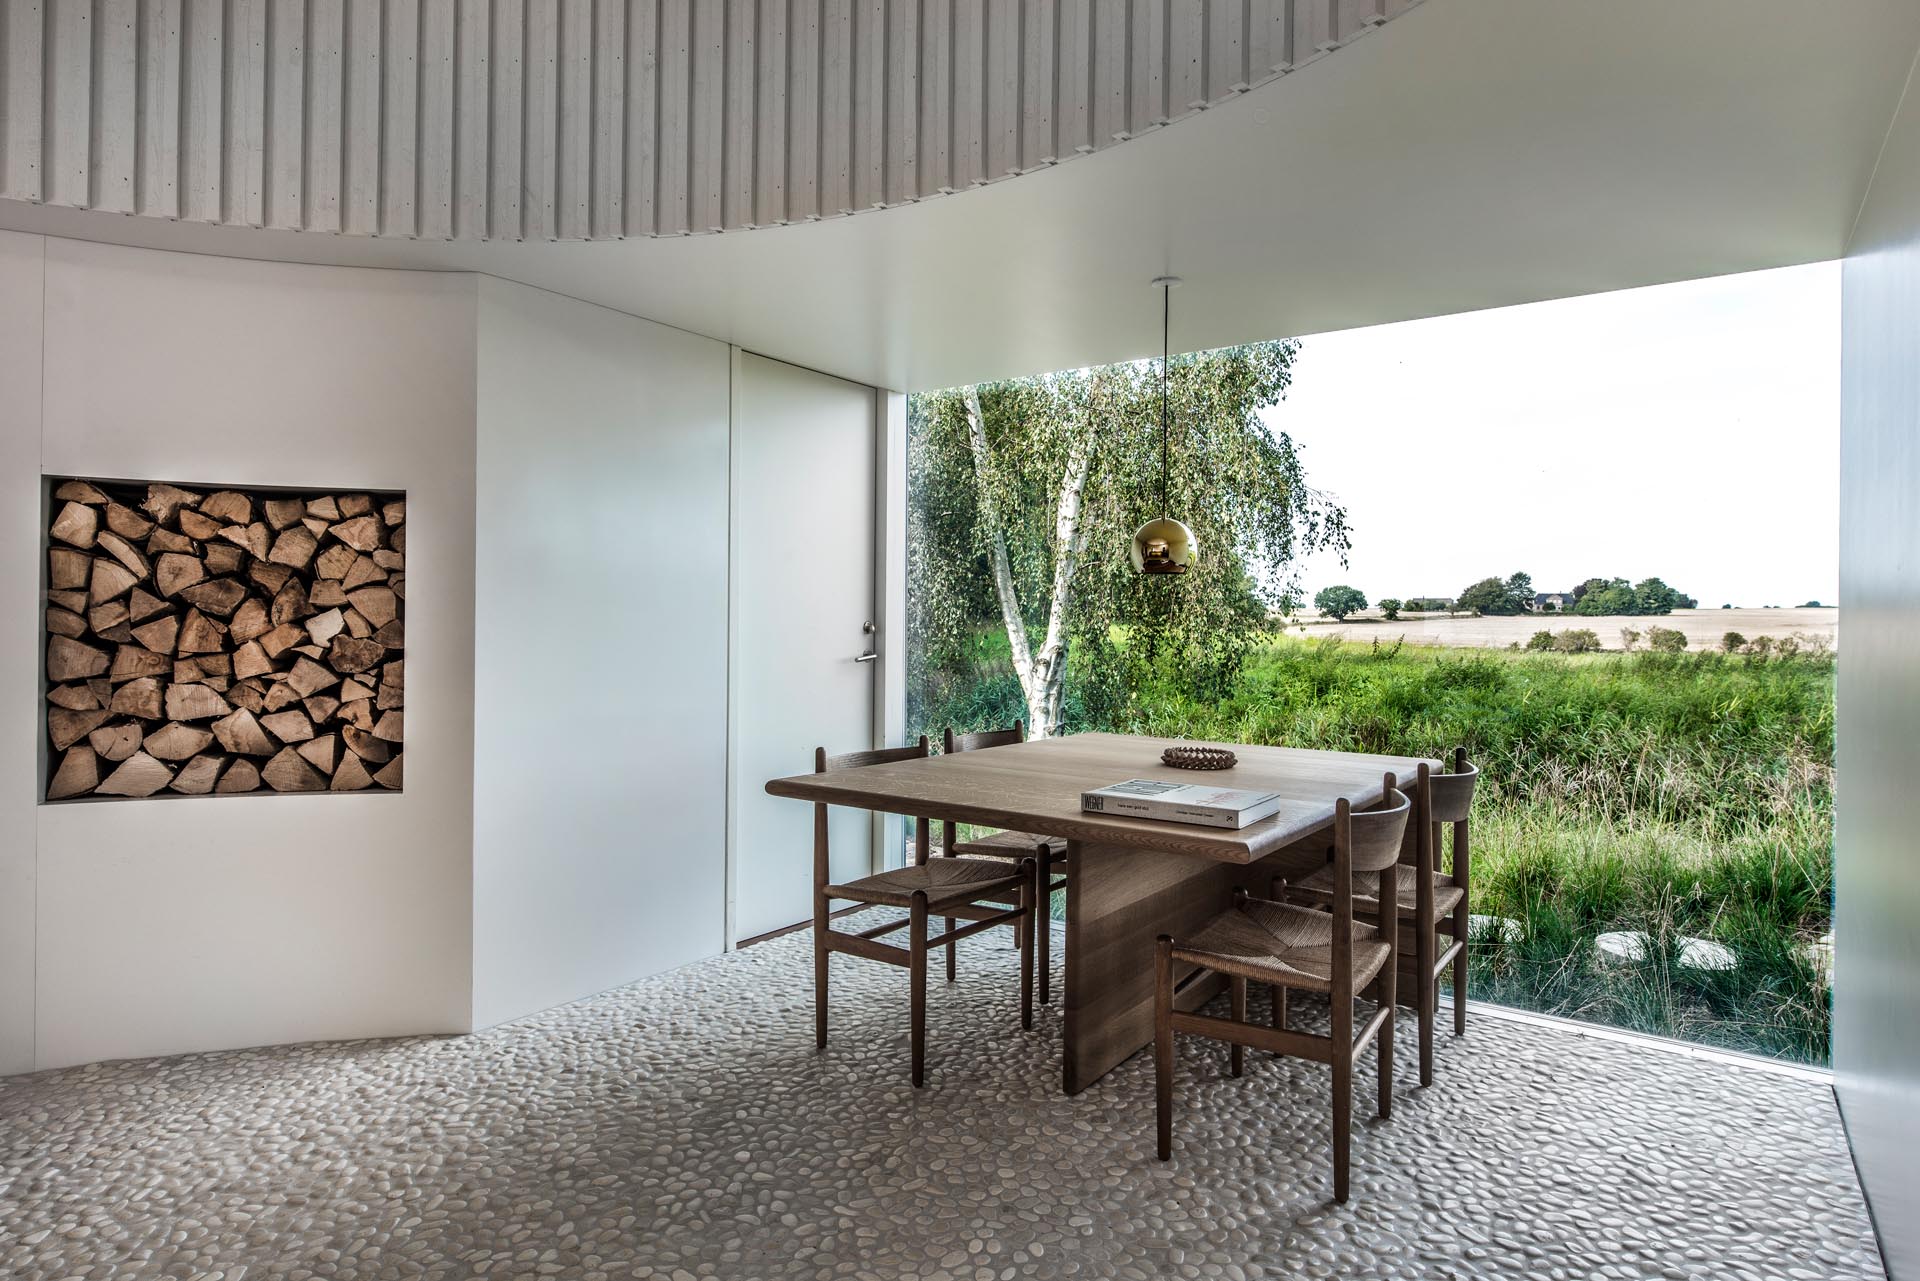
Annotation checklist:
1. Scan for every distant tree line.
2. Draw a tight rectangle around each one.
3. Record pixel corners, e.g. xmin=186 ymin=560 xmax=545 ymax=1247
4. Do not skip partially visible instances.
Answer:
xmin=1312 ymin=573 xmax=1698 ymax=620
xmin=1564 ymin=576 xmax=1696 ymax=616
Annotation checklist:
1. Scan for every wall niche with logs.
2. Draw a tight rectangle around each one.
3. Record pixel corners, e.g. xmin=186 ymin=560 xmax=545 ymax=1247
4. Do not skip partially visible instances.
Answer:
xmin=42 ymin=478 xmax=406 ymax=801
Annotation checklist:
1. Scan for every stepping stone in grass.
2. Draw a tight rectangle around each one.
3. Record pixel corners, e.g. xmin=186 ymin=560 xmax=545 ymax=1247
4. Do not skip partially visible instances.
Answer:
xmin=1593 ymin=931 xmax=1649 ymax=966
xmin=1677 ymin=937 xmax=1737 ymax=972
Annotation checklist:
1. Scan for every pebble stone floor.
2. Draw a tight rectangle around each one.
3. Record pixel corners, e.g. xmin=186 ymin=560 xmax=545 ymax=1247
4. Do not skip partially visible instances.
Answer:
xmin=0 ymin=914 xmax=1880 ymax=1281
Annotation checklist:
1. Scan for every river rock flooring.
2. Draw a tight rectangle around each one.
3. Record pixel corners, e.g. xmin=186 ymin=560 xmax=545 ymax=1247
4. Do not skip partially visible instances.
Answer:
xmin=0 ymin=914 xmax=1880 ymax=1280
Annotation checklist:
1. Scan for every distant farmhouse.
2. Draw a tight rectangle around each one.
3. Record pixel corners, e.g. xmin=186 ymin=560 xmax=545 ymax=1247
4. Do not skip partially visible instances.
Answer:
xmin=1531 ymin=592 xmax=1575 ymax=613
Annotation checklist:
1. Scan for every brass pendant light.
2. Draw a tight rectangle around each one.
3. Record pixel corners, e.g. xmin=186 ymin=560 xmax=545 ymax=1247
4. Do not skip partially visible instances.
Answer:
xmin=1131 ymin=276 xmax=1198 ymax=576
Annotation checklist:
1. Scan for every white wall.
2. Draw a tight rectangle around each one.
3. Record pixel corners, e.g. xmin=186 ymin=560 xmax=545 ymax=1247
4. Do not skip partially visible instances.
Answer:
xmin=0 ymin=234 xmax=890 ymax=1072
xmin=1837 ymin=53 xmax=1920 ymax=1280
xmin=19 ymin=238 xmax=478 ymax=1069
xmin=0 ymin=231 xmax=43 ymax=1075
xmin=470 ymin=279 xmax=731 ymax=1028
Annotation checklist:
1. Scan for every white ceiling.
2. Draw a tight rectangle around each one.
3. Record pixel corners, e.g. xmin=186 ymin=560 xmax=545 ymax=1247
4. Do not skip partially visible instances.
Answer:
xmin=4 ymin=0 xmax=1917 ymax=392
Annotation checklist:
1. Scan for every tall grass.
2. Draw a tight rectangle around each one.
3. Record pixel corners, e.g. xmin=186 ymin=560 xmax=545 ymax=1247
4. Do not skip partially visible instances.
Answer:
xmin=913 ymin=634 xmax=1835 ymax=1064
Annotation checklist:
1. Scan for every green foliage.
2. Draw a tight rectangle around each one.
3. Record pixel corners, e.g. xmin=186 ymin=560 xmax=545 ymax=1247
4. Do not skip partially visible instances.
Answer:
xmin=907 ymin=342 xmax=1350 ymax=732
xmin=1458 ymin=571 xmax=1534 ymax=615
xmin=1646 ymin=626 xmax=1688 ymax=653
xmin=1723 ymin=631 xmax=1748 ymax=653
xmin=1550 ymin=628 xmax=1601 ymax=653
xmin=1802 ymin=600 xmax=1824 ymax=608
xmin=1378 ymin=598 xmax=1403 ymax=621
xmin=1619 ymin=627 xmax=1641 ymax=651
xmin=1505 ymin=571 xmax=1534 ymax=611
xmin=1091 ymin=637 xmax=1835 ymax=1063
xmin=1526 ymin=630 xmax=1554 ymax=652
xmin=1569 ymin=574 xmax=1694 ymax=616
xmin=1314 ymin=584 xmax=1368 ymax=620
xmin=1405 ymin=597 xmax=1452 ymax=612
xmin=1572 ymin=578 xmax=1637 ymax=615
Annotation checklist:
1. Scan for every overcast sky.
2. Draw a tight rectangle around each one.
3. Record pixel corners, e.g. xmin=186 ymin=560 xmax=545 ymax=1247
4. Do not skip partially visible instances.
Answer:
xmin=1267 ymin=262 xmax=1840 ymax=610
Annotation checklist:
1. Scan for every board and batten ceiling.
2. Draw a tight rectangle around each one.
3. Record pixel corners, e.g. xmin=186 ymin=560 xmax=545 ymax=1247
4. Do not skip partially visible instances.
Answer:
xmin=0 ymin=0 xmax=1916 ymax=396
xmin=0 ymin=0 xmax=1417 ymax=241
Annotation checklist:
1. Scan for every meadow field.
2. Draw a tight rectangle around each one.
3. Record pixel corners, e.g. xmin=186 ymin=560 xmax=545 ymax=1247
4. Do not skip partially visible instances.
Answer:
xmin=1295 ymin=606 xmax=1837 ymax=652
xmin=912 ymin=633 xmax=1835 ymax=1064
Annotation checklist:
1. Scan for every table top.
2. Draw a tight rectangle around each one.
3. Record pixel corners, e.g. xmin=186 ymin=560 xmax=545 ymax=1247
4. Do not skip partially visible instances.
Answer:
xmin=764 ymin=732 xmax=1442 ymax=864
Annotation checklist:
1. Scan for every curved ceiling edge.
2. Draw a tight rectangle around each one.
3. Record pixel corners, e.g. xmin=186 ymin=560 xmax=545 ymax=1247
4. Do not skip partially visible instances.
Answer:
xmin=0 ymin=0 xmax=1423 ymax=242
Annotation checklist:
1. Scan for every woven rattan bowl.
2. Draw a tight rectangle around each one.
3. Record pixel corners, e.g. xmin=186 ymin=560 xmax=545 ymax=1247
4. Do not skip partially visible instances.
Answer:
xmin=1161 ymin=745 xmax=1237 ymax=771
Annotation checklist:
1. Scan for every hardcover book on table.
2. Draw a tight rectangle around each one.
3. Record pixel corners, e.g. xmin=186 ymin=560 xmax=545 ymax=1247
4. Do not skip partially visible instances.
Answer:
xmin=1080 ymin=779 xmax=1283 ymax=830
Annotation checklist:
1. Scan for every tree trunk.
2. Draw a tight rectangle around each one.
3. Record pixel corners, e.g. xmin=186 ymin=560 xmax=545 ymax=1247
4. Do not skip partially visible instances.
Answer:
xmin=1027 ymin=428 xmax=1095 ymax=737
xmin=962 ymin=389 xmax=1094 ymax=739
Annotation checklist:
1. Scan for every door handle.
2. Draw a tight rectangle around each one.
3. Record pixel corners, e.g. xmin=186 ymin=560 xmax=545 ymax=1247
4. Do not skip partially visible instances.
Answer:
xmin=854 ymin=652 xmax=878 ymax=663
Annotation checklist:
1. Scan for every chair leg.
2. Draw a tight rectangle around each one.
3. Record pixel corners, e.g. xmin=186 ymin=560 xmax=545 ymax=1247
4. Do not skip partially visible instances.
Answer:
xmin=945 ymin=914 xmax=957 ymax=983
xmin=1418 ymin=927 xmax=1436 ymax=1087
xmin=1019 ymin=861 xmax=1035 ymax=1031
xmin=1332 ymin=1050 xmax=1352 ymax=1204
xmin=1229 ymin=976 xmax=1246 ymax=1078
xmin=813 ymin=885 xmax=830 ymax=1050
xmin=814 ymin=935 xmax=830 ymax=1051
xmin=1272 ymin=985 xmax=1288 ymax=1034
xmin=1453 ymin=903 xmax=1470 ymax=1037
xmin=1377 ymin=1005 xmax=1394 ymax=1121
xmin=1036 ymin=857 xmax=1053 ymax=1005
xmin=1155 ymin=936 xmax=1175 ymax=1161
xmin=910 ymin=892 xmax=929 ymax=1088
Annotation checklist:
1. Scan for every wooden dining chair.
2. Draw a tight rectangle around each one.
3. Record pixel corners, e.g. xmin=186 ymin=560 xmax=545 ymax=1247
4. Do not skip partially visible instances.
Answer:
xmin=1155 ymin=776 xmax=1411 ymax=1204
xmin=940 ymin=721 xmax=1068 ymax=1003
xmin=1282 ymin=749 xmax=1479 ymax=1084
xmin=813 ymin=737 xmax=1037 ymax=1087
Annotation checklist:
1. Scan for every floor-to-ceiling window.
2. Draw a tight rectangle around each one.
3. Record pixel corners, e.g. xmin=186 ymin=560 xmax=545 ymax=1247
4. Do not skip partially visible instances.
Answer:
xmin=907 ymin=263 xmax=1838 ymax=1065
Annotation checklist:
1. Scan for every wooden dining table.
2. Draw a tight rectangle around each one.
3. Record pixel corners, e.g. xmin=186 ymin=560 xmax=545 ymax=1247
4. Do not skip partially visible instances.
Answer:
xmin=765 ymin=731 xmax=1442 ymax=1093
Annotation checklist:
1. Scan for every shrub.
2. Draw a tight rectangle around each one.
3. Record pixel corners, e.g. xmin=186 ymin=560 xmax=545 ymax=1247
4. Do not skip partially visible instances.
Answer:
xmin=1619 ymin=627 xmax=1641 ymax=651
xmin=1550 ymin=629 xmax=1601 ymax=654
xmin=1722 ymin=631 xmax=1747 ymax=653
xmin=1746 ymin=635 xmax=1776 ymax=658
xmin=1647 ymin=626 xmax=1688 ymax=652
xmin=1379 ymin=598 xmax=1403 ymax=621
xmin=1314 ymin=584 xmax=1367 ymax=620
xmin=1526 ymin=630 xmax=1555 ymax=651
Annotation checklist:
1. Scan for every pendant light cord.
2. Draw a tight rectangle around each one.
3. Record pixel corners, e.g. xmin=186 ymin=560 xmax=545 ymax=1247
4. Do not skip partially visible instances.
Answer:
xmin=1160 ymin=282 xmax=1170 ymax=515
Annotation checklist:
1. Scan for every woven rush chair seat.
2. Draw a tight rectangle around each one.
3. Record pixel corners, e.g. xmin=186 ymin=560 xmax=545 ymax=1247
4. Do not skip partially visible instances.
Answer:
xmin=948 ymin=828 xmax=1063 ymax=858
xmin=1156 ymin=775 xmax=1413 ymax=1203
xmin=1291 ymin=863 xmax=1465 ymax=917
xmin=828 ymin=858 xmax=1028 ymax=911
xmin=1174 ymin=898 xmax=1391 ymax=995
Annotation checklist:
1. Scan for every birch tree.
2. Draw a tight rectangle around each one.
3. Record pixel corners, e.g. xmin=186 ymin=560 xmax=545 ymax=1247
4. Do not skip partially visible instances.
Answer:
xmin=910 ymin=341 xmax=1349 ymax=739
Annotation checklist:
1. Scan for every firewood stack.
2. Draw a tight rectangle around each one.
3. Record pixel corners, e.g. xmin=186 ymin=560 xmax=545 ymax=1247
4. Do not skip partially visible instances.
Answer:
xmin=42 ymin=478 xmax=406 ymax=800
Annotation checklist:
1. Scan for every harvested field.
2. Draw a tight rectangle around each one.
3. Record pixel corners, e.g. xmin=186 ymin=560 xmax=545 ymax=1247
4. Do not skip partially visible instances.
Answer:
xmin=1291 ymin=607 xmax=1837 ymax=651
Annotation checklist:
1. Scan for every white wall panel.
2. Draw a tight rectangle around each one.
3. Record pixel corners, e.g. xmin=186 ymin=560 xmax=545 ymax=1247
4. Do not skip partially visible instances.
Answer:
xmin=0 ymin=0 xmax=1418 ymax=236
xmin=472 ymin=277 xmax=730 ymax=1028
xmin=32 ymin=238 xmax=478 ymax=1071
xmin=1837 ymin=50 xmax=1920 ymax=1280
xmin=0 ymin=231 xmax=43 ymax=1077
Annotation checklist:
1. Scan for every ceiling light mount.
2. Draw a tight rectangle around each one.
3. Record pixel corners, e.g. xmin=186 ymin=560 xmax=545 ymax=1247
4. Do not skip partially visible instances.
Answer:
xmin=1131 ymin=276 xmax=1197 ymax=577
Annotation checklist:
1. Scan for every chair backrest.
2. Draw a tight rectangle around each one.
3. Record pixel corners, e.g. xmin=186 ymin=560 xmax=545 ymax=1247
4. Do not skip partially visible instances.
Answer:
xmin=1339 ymin=776 xmax=1412 ymax=874
xmin=943 ymin=721 xmax=1025 ymax=754
xmin=818 ymin=737 xmax=931 ymax=774
xmin=1428 ymin=747 xmax=1479 ymax=825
